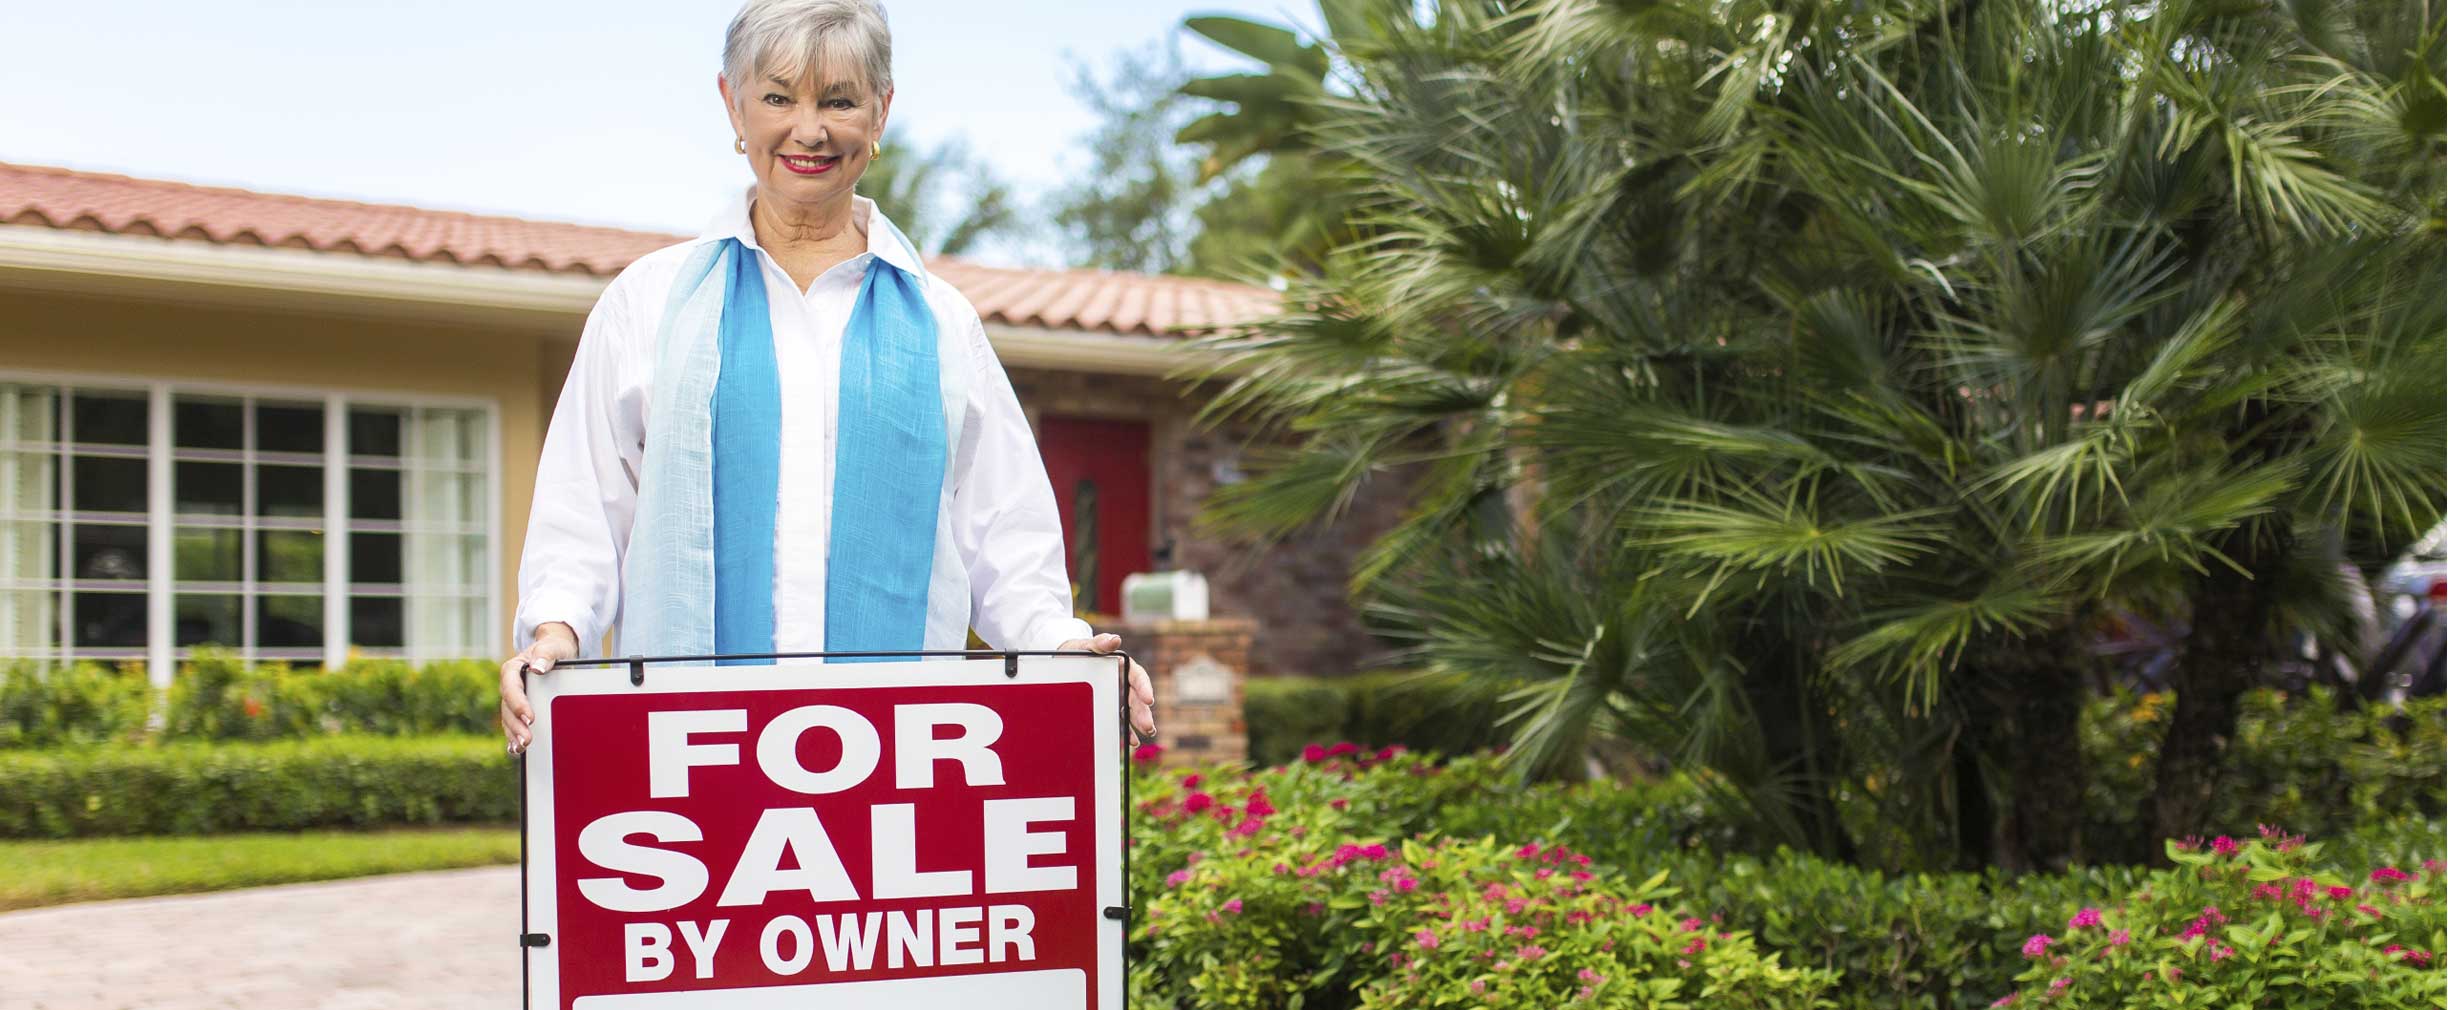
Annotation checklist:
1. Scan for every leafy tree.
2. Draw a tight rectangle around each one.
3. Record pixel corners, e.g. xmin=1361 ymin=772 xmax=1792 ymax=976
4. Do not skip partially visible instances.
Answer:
xmin=859 ymin=129 xmax=1018 ymax=257
xmin=1050 ymin=40 xmax=1305 ymax=279
xmin=1192 ymin=0 xmax=2445 ymax=873
xmin=1050 ymin=43 xmax=1201 ymax=274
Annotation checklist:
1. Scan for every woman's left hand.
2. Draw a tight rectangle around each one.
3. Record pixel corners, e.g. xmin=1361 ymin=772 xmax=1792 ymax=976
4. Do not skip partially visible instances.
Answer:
xmin=1059 ymin=633 xmax=1155 ymax=741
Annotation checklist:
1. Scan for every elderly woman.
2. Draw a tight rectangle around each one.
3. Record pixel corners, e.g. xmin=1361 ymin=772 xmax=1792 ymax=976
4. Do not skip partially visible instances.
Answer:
xmin=499 ymin=0 xmax=1153 ymax=754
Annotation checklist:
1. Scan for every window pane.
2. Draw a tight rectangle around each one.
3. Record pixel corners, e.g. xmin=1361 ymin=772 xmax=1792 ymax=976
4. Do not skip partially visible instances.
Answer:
xmin=0 ymin=590 xmax=59 ymax=653
xmin=256 ymin=465 xmax=323 ymax=518
xmin=1 ymin=520 xmax=57 ymax=582
xmin=174 ymin=461 xmax=243 ymax=515
xmin=349 ymin=469 xmax=401 ymax=521
xmin=350 ymin=531 xmax=402 ymax=585
xmin=349 ymin=596 xmax=404 ymax=649
xmin=174 ymin=527 xmax=241 ymax=582
xmin=71 ymin=523 xmax=145 ymax=581
xmin=257 ymin=594 xmax=322 ymax=648
xmin=71 ymin=591 xmax=145 ymax=647
xmin=1 ymin=451 xmax=57 ymax=516
xmin=71 ymin=456 xmax=146 ymax=514
xmin=255 ymin=404 xmax=324 ymax=455
xmin=175 ymin=594 xmax=240 ymax=647
xmin=256 ymin=530 xmax=323 ymax=584
xmin=416 ymin=410 xmax=485 ymax=463
xmin=173 ymin=399 xmax=243 ymax=450
xmin=4 ymin=386 xmax=59 ymax=445
xmin=349 ymin=410 xmax=403 ymax=458
xmin=418 ymin=473 xmax=478 ymax=526
xmin=70 ymin=392 xmax=147 ymax=446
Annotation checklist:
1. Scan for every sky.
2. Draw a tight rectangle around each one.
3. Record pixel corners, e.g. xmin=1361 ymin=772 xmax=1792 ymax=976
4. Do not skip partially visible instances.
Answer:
xmin=0 ymin=0 xmax=1321 ymax=264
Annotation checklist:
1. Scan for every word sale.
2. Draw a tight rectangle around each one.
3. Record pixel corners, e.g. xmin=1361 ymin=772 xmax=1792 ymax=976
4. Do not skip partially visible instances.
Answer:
xmin=572 ymin=702 xmax=1078 ymax=984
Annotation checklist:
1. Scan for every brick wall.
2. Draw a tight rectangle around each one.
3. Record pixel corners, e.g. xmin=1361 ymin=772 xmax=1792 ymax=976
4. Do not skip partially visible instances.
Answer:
xmin=1005 ymin=366 xmax=1411 ymax=678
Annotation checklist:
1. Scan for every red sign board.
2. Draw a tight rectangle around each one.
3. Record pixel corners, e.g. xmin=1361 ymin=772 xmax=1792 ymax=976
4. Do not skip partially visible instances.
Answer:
xmin=520 ymin=657 xmax=1125 ymax=1009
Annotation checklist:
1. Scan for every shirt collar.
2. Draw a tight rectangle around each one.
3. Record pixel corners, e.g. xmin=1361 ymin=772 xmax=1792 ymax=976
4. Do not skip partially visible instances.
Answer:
xmin=702 ymin=185 xmax=928 ymax=278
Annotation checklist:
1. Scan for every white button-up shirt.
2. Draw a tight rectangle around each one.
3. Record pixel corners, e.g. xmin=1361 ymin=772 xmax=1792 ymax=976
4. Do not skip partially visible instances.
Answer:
xmin=513 ymin=188 xmax=1093 ymax=657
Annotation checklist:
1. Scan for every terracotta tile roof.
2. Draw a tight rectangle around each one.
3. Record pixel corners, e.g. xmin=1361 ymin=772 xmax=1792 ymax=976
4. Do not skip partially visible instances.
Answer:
xmin=0 ymin=161 xmax=1276 ymax=337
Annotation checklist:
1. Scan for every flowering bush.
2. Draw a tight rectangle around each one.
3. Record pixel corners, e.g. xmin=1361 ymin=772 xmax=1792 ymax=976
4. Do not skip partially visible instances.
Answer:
xmin=1125 ymin=743 xmax=2445 ymax=1009
xmin=1996 ymin=829 xmax=2447 ymax=1008
xmin=1126 ymin=745 xmax=1833 ymax=1007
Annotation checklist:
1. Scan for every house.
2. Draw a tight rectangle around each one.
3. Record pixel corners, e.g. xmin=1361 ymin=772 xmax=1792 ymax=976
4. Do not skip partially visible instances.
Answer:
xmin=0 ymin=162 xmax=1406 ymax=692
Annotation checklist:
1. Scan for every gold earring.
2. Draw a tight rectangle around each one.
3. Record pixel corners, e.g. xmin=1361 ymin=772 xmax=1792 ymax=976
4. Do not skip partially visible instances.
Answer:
xmin=871 ymin=141 xmax=882 ymax=159
xmin=734 ymin=138 xmax=746 ymax=154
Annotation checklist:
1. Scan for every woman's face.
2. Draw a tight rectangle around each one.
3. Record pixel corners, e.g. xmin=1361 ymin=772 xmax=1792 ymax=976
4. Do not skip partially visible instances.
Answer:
xmin=720 ymin=65 xmax=890 ymax=211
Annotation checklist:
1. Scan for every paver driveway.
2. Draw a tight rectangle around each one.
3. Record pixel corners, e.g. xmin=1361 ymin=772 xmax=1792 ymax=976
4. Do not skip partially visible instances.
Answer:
xmin=0 ymin=866 xmax=518 ymax=1009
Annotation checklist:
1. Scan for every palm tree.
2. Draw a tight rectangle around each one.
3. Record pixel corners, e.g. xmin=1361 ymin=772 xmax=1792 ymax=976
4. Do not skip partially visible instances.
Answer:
xmin=1185 ymin=0 xmax=2443 ymax=871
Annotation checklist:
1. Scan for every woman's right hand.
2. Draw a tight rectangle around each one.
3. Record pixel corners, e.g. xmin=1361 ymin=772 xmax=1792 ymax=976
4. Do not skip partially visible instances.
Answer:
xmin=501 ymin=622 xmax=580 ymax=756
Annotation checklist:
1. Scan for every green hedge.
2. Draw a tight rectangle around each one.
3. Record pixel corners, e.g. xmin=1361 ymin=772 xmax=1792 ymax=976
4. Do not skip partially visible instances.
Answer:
xmin=0 ymin=735 xmax=514 ymax=838
xmin=1244 ymin=671 xmax=1516 ymax=766
xmin=0 ymin=653 xmax=498 ymax=748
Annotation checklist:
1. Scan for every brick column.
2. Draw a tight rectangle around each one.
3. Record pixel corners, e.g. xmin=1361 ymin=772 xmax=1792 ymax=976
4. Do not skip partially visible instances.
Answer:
xmin=1106 ymin=617 xmax=1252 ymax=767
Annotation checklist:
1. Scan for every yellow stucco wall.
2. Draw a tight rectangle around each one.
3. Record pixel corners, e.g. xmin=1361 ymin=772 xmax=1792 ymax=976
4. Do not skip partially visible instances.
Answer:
xmin=0 ymin=289 xmax=578 ymax=656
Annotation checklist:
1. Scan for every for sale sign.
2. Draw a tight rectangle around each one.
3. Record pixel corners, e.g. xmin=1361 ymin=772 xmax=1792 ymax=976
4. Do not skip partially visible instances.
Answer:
xmin=519 ymin=657 xmax=1125 ymax=1009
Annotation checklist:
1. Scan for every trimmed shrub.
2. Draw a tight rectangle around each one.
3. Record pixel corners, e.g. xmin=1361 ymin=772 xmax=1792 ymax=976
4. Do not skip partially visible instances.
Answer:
xmin=162 ymin=652 xmax=498 ymax=741
xmin=0 ymin=735 xmax=514 ymax=837
xmin=0 ymin=661 xmax=151 ymax=748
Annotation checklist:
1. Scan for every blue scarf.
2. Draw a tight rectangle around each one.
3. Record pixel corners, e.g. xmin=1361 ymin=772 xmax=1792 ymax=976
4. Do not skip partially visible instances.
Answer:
xmin=623 ymin=231 xmax=946 ymax=663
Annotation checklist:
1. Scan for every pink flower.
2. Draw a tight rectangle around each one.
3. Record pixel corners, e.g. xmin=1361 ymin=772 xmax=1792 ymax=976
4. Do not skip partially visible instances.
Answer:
xmin=1132 ymin=743 xmax=1164 ymax=763
xmin=2252 ymin=883 xmax=2284 ymax=901
xmin=2210 ymin=836 xmax=2237 ymax=856
xmin=1302 ymin=743 xmax=1328 ymax=762
xmin=2208 ymin=941 xmax=2233 ymax=962
xmin=2050 ymin=977 xmax=2071 ymax=993
xmin=2068 ymin=908 xmax=2103 ymax=929
xmin=2108 ymin=929 xmax=2131 ymax=947
xmin=1183 ymin=792 xmax=1215 ymax=814
xmin=2022 ymin=934 xmax=2053 ymax=959
xmin=1166 ymin=869 xmax=1192 ymax=887
xmin=1376 ymin=744 xmax=1406 ymax=761
xmin=1468 ymin=980 xmax=1486 ymax=994
xmin=1328 ymin=742 xmax=1361 ymax=758
xmin=2327 ymin=885 xmax=2355 ymax=900
xmin=1222 ymin=898 xmax=1243 ymax=914
xmin=1180 ymin=773 xmax=1202 ymax=789
xmin=1516 ymin=944 xmax=1548 ymax=960
xmin=1680 ymin=936 xmax=1706 ymax=955
xmin=1990 ymin=996 xmax=2018 ymax=1008
xmin=1415 ymin=930 xmax=1439 ymax=949
xmin=1577 ymin=968 xmax=1605 ymax=985
xmin=1328 ymin=798 xmax=1348 ymax=810
xmin=2372 ymin=866 xmax=2412 ymax=884
xmin=1628 ymin=903 xmax=1653 ymax=918
xmin=1680 ymin=917 xmax=1706 ymax=932
xmin=1245 ymin=792 xmax=1275 ymax=817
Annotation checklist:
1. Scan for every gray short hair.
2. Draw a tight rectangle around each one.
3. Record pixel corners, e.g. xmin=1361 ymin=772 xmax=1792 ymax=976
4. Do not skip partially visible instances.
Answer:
xmin=722 ymin=0 xmax=893 ymax=105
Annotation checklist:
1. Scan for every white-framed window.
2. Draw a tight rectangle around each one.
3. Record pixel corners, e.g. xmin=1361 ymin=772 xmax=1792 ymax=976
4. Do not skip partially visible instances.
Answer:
xmin=0 ymin=377 xmax=497 ymax=676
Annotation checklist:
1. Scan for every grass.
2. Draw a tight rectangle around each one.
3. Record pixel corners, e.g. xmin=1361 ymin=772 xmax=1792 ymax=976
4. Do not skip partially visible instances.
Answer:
xmin=0 ymin=825 xmax=521 ymax=911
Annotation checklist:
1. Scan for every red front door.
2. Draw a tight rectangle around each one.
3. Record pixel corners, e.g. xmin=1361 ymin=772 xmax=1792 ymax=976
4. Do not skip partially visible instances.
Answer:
xmin=1036 ymin=416 xmax=1151 ymax=618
